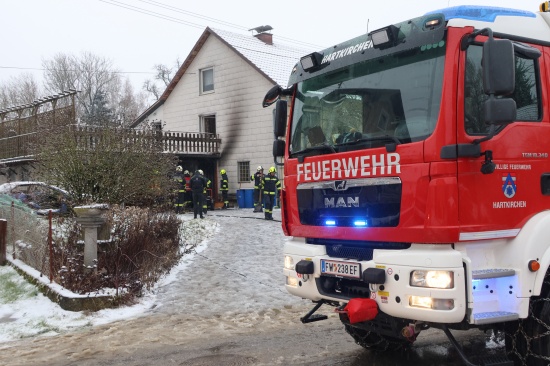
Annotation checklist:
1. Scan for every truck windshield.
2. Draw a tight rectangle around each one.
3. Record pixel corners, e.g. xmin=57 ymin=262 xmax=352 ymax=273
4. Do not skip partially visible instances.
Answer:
xmin=290 ymin=44 xmax=445 ymax=156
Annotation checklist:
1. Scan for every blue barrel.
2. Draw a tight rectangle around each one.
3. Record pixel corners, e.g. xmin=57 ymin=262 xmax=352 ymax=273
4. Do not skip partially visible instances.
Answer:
xmin=244 ymin=189 xmax=254 ymax=208
xmin=237 ymin=189 xmax=246 ymax=208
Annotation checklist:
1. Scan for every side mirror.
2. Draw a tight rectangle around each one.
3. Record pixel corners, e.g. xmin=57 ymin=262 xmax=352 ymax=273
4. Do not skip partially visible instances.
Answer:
xmin=482 ymin=37 xmax=514 ymax=96
xmin=483 ymin=97 xmax=517 ymax=125
xmin=273 ymin=139 xmax=285 ymax=159
xmin=481 ymin=32 xmax=516 ymax=127
xmin=274 ymin=100 xmax=287 ymax=138
xmin=263 ymin=85 xmax=282 ymax=107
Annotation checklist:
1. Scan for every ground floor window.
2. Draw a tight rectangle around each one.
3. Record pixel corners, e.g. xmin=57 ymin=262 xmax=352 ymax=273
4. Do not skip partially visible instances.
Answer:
xmin=238 ymin=161 xmax=250 ymax=183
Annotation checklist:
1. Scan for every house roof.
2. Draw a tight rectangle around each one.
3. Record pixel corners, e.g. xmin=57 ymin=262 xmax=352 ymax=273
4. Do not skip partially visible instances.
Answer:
xmin=132 ymin=27 xmax=311 ymax=127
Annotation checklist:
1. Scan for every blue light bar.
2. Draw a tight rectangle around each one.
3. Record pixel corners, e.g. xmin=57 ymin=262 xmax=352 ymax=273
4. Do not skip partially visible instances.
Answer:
xmin=325 ymin=220 xmax=336 ymax=226
xmin=427 ymin=6 xmax=535 ymax=23
xmin=353 ymin=220 xmax=368 ymax=227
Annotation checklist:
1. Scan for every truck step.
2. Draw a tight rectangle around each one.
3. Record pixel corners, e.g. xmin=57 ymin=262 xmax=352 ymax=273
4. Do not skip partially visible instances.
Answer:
xmin=473 ymin=311 xmax=518 ymax=325
xmin=474 ymin=355 xmax=514 ymax=366
xmin=472 ymin=268 xmax=515 ymax=279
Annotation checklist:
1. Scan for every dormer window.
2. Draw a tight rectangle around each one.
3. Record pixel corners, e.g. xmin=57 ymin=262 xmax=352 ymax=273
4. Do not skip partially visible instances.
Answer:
xmin=200 ymin=67 xmax=214 ymax=94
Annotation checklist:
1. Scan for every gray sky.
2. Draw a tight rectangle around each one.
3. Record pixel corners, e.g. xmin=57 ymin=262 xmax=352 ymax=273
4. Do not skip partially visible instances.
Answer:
xmin=0 ymin=0 xmax=544 ymax=94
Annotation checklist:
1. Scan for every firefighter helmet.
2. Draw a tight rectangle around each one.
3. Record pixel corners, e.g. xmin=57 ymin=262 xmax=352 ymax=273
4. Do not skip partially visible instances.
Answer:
xmin=198 ymin=169 xmax=204 ymax=175
xmin=269 ymin=166 xmax=276 ymax=173
xmin=184 ymin=170 xmax=190 ymax=175
xmin=257 ymin=165 xmax=263 ymax=171
xmin=220 ymin=169 xmax=226 ymax=174
xmin=176 ymin=165 xmax=183 ymax=172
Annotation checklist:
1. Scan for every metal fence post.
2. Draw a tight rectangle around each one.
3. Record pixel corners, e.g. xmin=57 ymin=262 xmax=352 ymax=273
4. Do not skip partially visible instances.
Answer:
xmin=0 ymin=219 xmax=6 ymax=265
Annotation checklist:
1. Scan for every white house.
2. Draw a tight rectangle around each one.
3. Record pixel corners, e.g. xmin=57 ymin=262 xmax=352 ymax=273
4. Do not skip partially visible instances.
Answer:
xmin=132 ymin=26 xmax=310 ymax=202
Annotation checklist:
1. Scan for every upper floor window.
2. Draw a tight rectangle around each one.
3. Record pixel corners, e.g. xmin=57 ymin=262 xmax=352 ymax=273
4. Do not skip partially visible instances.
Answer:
xmin=200 ymin=114 xmax=216 ymax=135
xmin=465 ymin=44 xmax=541 ymax=135
xmin=200 ymin=67 xmax=214 ymax=94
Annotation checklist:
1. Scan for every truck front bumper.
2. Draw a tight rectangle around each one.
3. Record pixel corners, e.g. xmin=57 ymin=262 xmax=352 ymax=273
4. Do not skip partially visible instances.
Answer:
xmin=284 ymin=239 xmax=467 ymax=323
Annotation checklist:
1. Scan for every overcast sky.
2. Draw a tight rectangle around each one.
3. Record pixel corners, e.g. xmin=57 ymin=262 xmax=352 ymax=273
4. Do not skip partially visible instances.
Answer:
xmin=0 ymin=0 xmax=545 ymax=95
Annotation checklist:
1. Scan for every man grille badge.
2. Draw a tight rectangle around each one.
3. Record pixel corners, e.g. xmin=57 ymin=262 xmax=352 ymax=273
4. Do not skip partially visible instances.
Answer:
xmin=333 ymin=180 xmax=348 ymax=191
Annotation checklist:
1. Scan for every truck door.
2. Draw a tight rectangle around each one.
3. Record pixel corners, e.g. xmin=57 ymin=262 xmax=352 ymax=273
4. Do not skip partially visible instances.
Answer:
xmin=456 ymin=41 xmax=548 ymax=239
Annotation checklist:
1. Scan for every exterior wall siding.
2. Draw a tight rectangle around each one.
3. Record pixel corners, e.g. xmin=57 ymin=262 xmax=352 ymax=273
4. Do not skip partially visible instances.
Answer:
xmin=161 ymin=35 xmax=278 ymax=195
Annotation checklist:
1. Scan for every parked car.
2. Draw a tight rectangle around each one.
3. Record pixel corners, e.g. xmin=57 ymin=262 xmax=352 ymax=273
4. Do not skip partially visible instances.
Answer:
xmin=0 ymin=181 xmax=71 ymax=215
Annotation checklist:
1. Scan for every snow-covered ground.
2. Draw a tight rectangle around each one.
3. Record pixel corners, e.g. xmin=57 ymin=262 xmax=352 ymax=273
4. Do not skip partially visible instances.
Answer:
xmin=0 ymin=208 xmax=304 ymax=343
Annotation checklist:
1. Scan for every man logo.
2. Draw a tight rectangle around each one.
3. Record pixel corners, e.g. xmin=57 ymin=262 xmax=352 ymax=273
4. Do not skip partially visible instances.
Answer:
xmin=334 ymin=180 xmax=348 ymax=191
xmin=325 ymin=196 xmax=360 ymax=208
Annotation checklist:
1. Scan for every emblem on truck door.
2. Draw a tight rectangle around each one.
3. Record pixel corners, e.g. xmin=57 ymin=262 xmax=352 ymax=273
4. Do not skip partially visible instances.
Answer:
xmin=502 ymin=173 xmax=517 ymax=199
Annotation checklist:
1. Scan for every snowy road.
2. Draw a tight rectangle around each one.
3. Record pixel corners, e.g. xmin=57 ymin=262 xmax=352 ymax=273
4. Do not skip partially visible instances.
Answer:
xmin=0 ymin=208 xmax=504 ymax=365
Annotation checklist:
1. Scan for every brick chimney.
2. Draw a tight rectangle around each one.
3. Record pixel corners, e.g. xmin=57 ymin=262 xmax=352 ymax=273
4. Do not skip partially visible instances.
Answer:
xmin=254 ymin=32 xmax=273 ymax=45
xmin=249 ymin=25 xmax=274 ymax=45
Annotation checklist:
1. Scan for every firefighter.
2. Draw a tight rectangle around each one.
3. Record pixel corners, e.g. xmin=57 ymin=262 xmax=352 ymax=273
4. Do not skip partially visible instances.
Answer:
xmin=251 ymin=165 xmax=264 ymax=212
xmin=199 ymin=169 xmax=211 ymax=215
xmin=174 ymin=165 xmax=185 ymax=214
xmin=183 ymin=170 xmax=192 ymax=209
xmin=262 ymin=166 xmax=281 ymax=220
xmin=220 ymin=168 xmax=229 ymax=209
xmin=190 ymin=170 xmax=207 ymax=219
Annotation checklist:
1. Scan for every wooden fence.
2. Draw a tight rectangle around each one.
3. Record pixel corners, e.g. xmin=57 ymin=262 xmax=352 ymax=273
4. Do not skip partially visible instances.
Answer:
xmin=0 ymin=126 xmax=221 ymax=162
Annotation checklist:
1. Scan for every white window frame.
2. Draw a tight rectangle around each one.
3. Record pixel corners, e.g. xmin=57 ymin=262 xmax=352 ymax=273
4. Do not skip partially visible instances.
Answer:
xmin=199 ymin=114 xmax=216 ymax=135
xmin=238 ymin=161 xmax=250 ymax=183
xmin=200 ymin=67 xmax=214 ymax=94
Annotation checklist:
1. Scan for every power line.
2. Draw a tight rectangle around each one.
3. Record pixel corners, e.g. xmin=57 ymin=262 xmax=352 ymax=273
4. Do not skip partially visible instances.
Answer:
xmin=136 ymin=0 xmax=248 ymax=31
xmin=99 ymin=0 xmax=322 ymax=49
xmin=0 ymin=66 xmax=155 ymax=75
xmin=98 ymin=0 xmax=208 ymax=29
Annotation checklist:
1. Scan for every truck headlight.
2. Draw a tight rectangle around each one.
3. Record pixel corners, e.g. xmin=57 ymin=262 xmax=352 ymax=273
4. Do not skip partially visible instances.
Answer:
xmin=284 ymin=255 xmax=294 ymax=270
xmin=410 ymin=270 xmax=454 ymax=289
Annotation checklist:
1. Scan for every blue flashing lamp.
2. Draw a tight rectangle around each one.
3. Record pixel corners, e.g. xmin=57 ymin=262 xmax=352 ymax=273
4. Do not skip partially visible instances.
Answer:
xmin=427 ymin=5 xmax=535 ymax=23
xmin=325 ymin=219 xmax=336 ymax=226
xmin=353 ymin=220 xmax=368 ymax=227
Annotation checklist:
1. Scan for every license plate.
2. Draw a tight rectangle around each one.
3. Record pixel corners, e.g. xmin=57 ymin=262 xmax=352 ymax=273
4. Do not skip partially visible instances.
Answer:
xmin=321 ymin=259 xmax=361 ymax=279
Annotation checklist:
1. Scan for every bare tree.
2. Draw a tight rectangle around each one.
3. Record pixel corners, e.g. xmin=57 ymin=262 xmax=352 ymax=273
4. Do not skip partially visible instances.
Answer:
xmin=111 ymin=78 xmax=148 ymax=126
xmin=154 ymin=63 xmax=175 ymax=87
xmin=142 ymin=58 xmax=181 ymax=102
xmin=42 ymin=52 xmax=120 ymax=121
xmin=0 ymin=73 xmax=42 ymax=109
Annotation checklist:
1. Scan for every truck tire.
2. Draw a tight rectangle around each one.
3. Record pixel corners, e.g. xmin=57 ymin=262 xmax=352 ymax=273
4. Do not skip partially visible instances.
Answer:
xmin=505 ymin=269 xmax=550 ymax=366
xmin=344 ymin=324 xmax=409 ymax=352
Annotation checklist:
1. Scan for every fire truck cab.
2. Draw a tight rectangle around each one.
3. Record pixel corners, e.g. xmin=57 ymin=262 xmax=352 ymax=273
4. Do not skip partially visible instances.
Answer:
xmin=265 ymin=4 xmax=550 ymax=365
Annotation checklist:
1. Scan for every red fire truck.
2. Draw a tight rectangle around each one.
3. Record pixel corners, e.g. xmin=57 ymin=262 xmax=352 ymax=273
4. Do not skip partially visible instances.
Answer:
xmin=264 ymin=4 xmax=550 ymax=365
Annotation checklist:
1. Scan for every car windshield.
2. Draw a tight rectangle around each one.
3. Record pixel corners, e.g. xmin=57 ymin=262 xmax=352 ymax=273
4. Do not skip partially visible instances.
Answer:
xmin=290 ymin=43 xmax=445 ymax=156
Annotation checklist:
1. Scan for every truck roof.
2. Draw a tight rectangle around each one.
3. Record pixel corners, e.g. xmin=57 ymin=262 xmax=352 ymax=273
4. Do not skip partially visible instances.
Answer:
xmin=438 ymin=6 xmax=550 ymax=44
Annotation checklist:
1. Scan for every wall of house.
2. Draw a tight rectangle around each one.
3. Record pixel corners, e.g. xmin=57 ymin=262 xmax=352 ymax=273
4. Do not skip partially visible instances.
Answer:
xmin=161 ymin=35 xmax=279 ymax=197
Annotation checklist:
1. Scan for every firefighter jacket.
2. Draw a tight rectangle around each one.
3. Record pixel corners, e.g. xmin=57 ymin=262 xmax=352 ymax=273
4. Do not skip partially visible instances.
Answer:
xmin=220 ymin=174 xmax=229 ymax=191
xmin=184 ymin=175 xmax=191 ymax=191
xmin=190 ymin=173 xmax=207 ymax=192
xmin=262 ymin=173 xmax=281 ymax=195
xmin=203 ymin=177 xmax=211 ymax=194
xmin=251 ymin=171 xmax=264 ymax=189
xmin=174 ymin=172 xmax=185 ymax=193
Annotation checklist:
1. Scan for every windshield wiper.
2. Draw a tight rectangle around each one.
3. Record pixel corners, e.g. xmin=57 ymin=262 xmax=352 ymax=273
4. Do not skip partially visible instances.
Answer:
xmin=336 ymin=135 xmax=402 ymax=147
xmin=291 ymin=142 xmax=336 ymax=162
